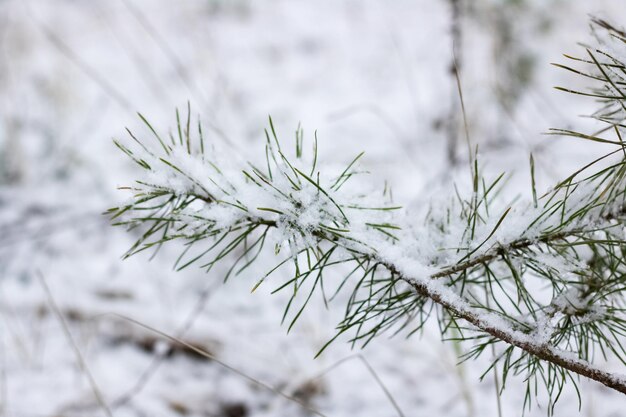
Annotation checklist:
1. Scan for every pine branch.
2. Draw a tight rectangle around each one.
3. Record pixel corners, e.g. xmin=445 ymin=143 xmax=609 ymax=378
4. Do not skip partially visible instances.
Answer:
xmin=109 ymin=18 xmax=626 ymax=411
xmin=393 ymin=268 xmax=626 ymax=395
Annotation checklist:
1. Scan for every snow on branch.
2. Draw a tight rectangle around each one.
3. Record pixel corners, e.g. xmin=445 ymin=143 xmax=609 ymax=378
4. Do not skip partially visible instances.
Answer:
xmin=109 ymin=20 xmax=626 ymax=412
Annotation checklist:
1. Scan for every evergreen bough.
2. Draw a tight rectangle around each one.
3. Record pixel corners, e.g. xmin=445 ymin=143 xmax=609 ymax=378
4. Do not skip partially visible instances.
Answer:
xmin=109 ymin=20 xmax=626 ymax=412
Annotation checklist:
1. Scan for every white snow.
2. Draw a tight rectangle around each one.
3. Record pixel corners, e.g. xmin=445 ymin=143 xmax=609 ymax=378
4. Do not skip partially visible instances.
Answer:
xmin=2 ymin=0 xmax=626 ymax=416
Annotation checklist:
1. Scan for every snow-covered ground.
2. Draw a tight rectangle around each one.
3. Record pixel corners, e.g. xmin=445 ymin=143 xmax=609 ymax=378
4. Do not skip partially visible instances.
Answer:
xmin=1 ymin=1 xmax=625 ymax=416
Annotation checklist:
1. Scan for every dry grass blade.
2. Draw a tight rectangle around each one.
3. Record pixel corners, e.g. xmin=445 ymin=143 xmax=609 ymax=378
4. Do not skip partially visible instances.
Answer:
xmin=109 ymin=313 xmax=328 ymax=417
xmin=38 ymin=272 xmax=114 ymax=417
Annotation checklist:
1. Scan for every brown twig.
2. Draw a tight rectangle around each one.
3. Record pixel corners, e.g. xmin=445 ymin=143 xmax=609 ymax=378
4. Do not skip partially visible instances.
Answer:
xmin=237 ymin=217 xmax=626 ymax=395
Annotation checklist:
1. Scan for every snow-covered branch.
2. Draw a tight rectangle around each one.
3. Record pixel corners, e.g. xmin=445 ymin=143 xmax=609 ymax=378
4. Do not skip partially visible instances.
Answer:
xmin=110 ymin=20 xmax=626 ymax=411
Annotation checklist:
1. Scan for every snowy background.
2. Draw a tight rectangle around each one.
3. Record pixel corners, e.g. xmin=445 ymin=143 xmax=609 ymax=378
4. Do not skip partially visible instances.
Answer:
xmin=1 ymin=0 xmax=625 ymax=416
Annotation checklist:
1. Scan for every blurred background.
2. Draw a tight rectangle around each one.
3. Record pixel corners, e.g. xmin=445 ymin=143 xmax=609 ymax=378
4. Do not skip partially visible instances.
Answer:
xmin=1 ymin=0 xmax=625 ymax=416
